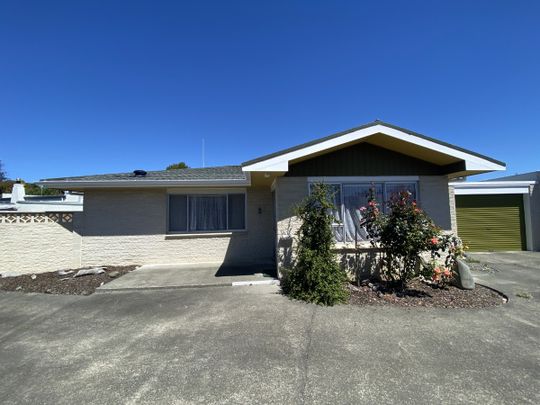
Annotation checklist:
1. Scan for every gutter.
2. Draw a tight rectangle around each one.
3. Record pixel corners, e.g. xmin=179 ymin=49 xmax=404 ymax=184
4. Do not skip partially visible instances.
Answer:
xmin=36 ymin=177 xmax=252 ymax=189
xmin=450 ymin=181 xmax=535 ymax=196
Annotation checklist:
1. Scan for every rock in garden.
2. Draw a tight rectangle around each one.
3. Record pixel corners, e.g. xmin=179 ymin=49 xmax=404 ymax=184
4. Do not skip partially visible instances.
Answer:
xmin=15 ymin=286 xmax=22 ymax=291
xmin=108 ymin=271 xmax=120 ymax=278
xmin=73 ymin=267 xmax=105 ymax=278
xmin=454 ymin=258 xmax=475 ymax=290
xmin=30 ymin=274 xmax=37 ymax=280
xmin=58 ymin=270 xmax=74 ymax=276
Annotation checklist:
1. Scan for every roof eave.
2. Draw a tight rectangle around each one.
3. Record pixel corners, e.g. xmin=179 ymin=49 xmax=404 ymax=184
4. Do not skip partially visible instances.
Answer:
xmin=242 ymin=123 xmax=506 ymax=174
xmin=36 ymin=178 xmax=252 ymax=190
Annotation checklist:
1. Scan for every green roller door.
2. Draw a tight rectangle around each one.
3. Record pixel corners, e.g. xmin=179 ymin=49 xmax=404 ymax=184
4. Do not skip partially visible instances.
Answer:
xmin=456 ymin=194 xmax=526 ymax=251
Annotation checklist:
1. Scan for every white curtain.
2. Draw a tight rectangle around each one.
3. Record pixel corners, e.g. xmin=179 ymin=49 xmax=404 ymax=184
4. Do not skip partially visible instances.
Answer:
xmin=385 ymin=182 xmax=417 ymax=201
xmin=188 ymin=195 xmax=227 ymax=231
xmin=342 ymin=184 xmax=383 ymax=243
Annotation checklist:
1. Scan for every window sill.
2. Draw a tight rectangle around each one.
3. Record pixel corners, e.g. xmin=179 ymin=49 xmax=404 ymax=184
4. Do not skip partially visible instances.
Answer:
xmin=165 ymin=230 xmax=247 ymax=239
xmin=332 ymin=242 xmax=382 ymax=252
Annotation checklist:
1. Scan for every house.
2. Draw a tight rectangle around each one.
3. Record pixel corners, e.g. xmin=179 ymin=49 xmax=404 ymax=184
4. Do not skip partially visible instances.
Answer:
xmin=0 ymin=182 xmax=83 ymax=213
xmin=451 ymin=171 xmax=539 ymax=252
xmin=36 ymin=121 xmax=505 ymax=274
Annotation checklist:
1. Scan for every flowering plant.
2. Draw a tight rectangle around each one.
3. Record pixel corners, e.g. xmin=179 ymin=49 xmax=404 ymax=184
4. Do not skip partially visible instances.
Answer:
xmin=361 ymin=189 xmax=441 ymax=289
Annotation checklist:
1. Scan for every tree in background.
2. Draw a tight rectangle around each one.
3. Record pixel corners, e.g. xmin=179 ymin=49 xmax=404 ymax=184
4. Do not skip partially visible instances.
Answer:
xmin=282 ymin=183 xmax=349 ymax=306
xmin=166 ymin=162 xmax=189 ymax=170
xmin=0 ymin=180 xmax=61 ymax=196
xmin=0 ymin=160 xmax=6 ymax=182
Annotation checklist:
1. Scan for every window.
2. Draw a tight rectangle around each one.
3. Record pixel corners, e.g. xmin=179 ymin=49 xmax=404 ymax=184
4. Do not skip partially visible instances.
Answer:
xmin=309 ymin=181 xmax=418 ymax=243
xmin=168 ymin=193 xmax=246 ymax=232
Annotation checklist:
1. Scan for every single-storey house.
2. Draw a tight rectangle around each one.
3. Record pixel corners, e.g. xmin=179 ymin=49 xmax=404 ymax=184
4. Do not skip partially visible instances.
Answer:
xmin=37 ymin=121 xmax=505 ymax=274
xmin=451 ymin=171 xmax=539 ymax=252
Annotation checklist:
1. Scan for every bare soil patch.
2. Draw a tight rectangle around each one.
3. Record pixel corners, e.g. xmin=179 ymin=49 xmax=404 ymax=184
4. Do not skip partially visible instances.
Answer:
xmin=0 ymin=265 xmax=138 ymax=295
xmin=349 ymin=278 xmax=505 ymax=308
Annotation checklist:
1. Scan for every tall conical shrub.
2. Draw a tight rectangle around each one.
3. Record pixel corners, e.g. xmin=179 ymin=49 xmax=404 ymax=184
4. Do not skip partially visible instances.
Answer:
xmin=282 ymin=183 xmax=348 ymax=305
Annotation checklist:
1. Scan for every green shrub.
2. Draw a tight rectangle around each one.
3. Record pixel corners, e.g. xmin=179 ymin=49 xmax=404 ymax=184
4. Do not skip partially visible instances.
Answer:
xmin=363 ymin=189 xmax=440 ymax=289
xmin=282 ymin=183 xmax=349 ymax=305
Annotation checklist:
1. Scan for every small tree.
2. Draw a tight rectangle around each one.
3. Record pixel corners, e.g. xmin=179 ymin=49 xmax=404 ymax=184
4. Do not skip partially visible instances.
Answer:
xmin=166 ymin=162 xmax=188 ymax=170
xmin=363 ymin=190 xmax=439 ymax=289
xmin=282 ymin=183 xmax=349 ymax=305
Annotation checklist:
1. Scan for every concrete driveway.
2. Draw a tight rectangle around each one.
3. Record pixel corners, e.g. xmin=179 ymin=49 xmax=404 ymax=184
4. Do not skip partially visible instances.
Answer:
xmin=97 ymin=263 xmax=277 ymax=292
xmin=0 ymin=253 xmax=538 ymax=404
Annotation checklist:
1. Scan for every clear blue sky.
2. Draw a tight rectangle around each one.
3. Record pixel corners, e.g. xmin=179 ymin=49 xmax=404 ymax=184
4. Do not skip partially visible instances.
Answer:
xmin=1 ymin=0 xmax=538 ymax=182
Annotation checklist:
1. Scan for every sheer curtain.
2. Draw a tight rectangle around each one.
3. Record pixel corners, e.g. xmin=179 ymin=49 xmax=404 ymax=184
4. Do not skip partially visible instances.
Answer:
xmin=385 ymin=182 xmax=417 ymax=201
xmin=342 ymin=184 xmax=383 ymax=243
xmin=188 ymin=195 xmax=227 ymax=231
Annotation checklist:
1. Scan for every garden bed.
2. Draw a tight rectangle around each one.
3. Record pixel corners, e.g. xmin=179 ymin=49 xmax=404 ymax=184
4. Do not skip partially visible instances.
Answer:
xmin=348 ymin=278 xmax=505 ymax=308
xmin=0 ymin=265 xmax=138 ymax=295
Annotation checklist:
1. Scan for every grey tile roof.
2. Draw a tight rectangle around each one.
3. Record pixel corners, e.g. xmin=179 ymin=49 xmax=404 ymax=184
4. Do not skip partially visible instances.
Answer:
xmin=41 ymin=166 xmax=246 ymax=182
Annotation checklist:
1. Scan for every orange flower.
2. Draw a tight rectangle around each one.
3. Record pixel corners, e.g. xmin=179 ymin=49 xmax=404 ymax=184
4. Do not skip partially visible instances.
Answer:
xmin=434 ymin=267 xmax=441 ymax=274
xmin=431 ymin=237 xmax=439 ymax=245
xmin=443 ymin=269 xmax=451 ymax=277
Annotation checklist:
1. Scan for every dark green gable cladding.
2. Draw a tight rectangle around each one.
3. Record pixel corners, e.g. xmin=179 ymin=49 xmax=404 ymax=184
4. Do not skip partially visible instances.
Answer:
xmin=456 ymin=194 xmax=526 ymax=251
xmin=285 ymin=142 xmax=463 ymax=177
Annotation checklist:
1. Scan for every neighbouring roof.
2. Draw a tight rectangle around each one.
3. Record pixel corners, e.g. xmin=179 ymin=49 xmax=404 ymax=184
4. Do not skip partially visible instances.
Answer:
xmin=485 ymin=171 xmax=540 ymax=182
xmin=242 ymin=120 xmax=506 ymax=175
xmin=38 ymin=166 xmax=249 ymax=189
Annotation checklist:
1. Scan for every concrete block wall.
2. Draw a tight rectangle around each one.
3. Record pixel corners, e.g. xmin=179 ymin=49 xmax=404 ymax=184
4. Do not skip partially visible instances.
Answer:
xmin=0 ymin=213 xmax=82 ymax=275
xmin=529 ymin=183 xmax=540 ymax=251
xmin=274 ymin=177 xmax=308 ymax=273
xmin=80 ymin=187 xmax=275 ymax=267
xmin=448 ymin=184 xmax=458 ymax=234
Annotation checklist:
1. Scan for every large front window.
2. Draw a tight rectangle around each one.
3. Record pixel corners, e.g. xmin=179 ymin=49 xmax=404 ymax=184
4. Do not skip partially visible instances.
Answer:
xmin=309 ymin=182 xmax=417 ymax=243
xmin=168 ymin=193 xmax=246 ymax=232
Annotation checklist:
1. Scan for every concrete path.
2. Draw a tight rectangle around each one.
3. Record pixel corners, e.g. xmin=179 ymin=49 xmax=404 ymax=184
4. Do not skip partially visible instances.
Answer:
xmin=469 ymin=251 xmax=540 ymax=299
xmin=97 ymin=263 xmax=278 ymax=292
xmin=0 ymin=252 xmax=538 ymax=404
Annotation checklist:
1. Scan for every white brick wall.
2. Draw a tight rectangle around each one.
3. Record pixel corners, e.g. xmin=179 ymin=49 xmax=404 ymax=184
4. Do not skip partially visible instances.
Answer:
xmin=0 ymin=214 xmax=82 ymax=274
xmin=275 ymin=177 xmax=308 ymax=273
xmin=80 ymin=186 xmax=275 ymax=267
xmin=448 ymin=184 xmax=458 ymax=233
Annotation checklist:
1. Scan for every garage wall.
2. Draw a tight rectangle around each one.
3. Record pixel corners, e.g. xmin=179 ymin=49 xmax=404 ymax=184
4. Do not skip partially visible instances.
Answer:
xmin=0 ymin=213 xmax=82 ymax=275
xmin=529 ymin=183 xmax=540 ymax=251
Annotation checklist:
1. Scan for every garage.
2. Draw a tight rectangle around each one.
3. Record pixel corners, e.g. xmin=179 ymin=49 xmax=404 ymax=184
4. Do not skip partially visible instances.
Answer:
xmin=451 ymin=180 xmax=536 ymax=252
xmin=456 ymin=194 xmax=526 ymax=251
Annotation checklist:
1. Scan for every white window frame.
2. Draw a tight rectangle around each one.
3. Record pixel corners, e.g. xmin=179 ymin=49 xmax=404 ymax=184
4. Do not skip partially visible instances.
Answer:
xmin=167 ymin=188 xmax=247 ymax=234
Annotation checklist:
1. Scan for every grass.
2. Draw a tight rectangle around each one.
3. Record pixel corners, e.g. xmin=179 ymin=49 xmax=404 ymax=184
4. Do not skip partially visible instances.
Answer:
xmin=516 ymin=292 xmax=532 ymax=299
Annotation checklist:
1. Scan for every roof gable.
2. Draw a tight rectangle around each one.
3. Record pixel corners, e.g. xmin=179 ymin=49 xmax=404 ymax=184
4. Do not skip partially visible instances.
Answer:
xmin=242 ymin=121 xmax=505 ymax=176
xmin=285 ymin=142 xmax=463 ymax=177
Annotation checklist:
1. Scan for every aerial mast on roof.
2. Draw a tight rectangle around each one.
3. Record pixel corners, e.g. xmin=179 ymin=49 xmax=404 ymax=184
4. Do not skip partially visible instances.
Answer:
xmin=202 ymin=138 xmax=205 ymax=168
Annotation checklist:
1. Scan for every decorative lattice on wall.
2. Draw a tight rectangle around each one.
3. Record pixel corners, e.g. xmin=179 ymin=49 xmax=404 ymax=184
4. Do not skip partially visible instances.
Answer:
xmin=0 ymin=212 xmax=74 ymax=224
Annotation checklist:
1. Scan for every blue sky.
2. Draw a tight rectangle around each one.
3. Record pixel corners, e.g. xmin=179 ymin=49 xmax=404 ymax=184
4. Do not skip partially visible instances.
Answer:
xmin=1 ymin=0 xmax=538 ymax=182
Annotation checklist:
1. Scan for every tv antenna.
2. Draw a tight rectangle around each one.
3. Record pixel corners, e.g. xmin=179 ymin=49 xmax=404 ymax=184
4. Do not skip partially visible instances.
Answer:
xmin=202 ymin=138 xmax=205 ymax=168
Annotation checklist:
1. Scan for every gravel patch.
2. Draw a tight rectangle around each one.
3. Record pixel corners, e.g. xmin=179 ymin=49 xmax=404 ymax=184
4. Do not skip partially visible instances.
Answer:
xmin=0 ymin=265 xmax=138 ymax=295
xmin=349 ymin=278 xmax=505 ymax=308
